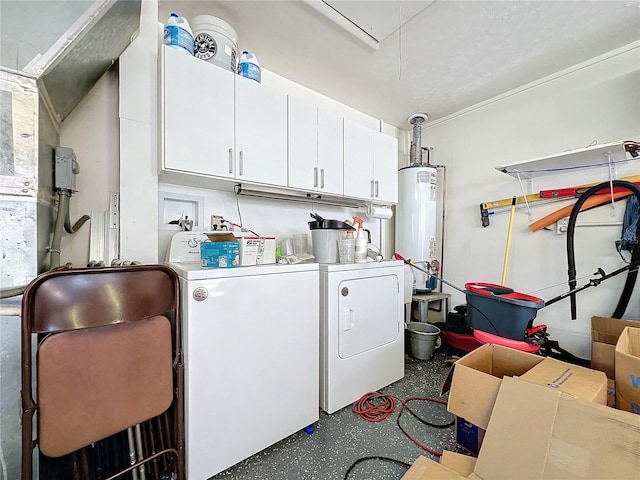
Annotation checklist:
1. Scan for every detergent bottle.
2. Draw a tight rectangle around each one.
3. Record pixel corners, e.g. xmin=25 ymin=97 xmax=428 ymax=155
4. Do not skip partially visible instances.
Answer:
xmin=352 ymin=216 xmax=367 ymax=263
xmin=164 ymin=13 xmax=194 ymax=55
xmin=238 ymin=50 xmax=261 ymax=83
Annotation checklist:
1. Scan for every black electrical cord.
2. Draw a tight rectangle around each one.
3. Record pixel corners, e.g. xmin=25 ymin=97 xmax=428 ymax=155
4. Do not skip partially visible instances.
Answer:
xmin=352 ymin=392 xmax=455 ymax=458
xmin=345 ymin=391 xmax=455 ymax=479
xmin=395 ymin=397 xmax=455 ymax=458
xmin=566 ymin=180 xmax=640 ymax=319
xmin=344 ymin=456 xmax=412 ymax=480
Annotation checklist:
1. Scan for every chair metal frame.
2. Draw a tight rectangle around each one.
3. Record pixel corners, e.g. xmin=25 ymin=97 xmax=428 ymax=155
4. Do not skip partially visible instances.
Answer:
xmin=21 ymin=264 xmax=184 ymax=480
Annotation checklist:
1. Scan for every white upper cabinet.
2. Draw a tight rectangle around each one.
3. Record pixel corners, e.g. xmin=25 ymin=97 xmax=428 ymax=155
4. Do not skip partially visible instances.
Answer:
xmin=235 ymin=75 xmax=287 ymax=185
xmin=343 ymin=119 xmax=375 ymax=199
xmin=343 ymin=119 xmax=398 ymax=204
xmin=162 ymin=45 xmax=235 ymax=178
xmin=161 ymin=45 xmax=396 ymax=202
xmin=373 ymin=131 xmax=398 ymax=204
xmin=288 ymin=98 xmax=343 ymax=195
xmin=317 ymin=107 xmax=344 ymax=196
xmin=161 ymin=45 xmax=287 ymax=186
xmin=287 ymin=96 xmax=318 ymax=191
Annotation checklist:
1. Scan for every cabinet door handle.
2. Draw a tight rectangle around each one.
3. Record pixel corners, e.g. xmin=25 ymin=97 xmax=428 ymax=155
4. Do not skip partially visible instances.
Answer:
xmin=239 ymin=151 xmax=244 ymax=176
xmin=314 ymin=167 xmax=318 ymax=188
xmin=370 ymin=180 xmax=375 ymax=197
xmin=375 ymin=180 xmax=379 ymax=198
xmin=228 ymin=148 xmax=233 ymax=174
xmin=320 ymin=169 xmax=325 ymax=189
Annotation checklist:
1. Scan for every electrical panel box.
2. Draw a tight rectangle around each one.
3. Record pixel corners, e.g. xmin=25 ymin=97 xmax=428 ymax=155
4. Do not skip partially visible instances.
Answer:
xmin=54 ymin=146 xmax=79 ymax=191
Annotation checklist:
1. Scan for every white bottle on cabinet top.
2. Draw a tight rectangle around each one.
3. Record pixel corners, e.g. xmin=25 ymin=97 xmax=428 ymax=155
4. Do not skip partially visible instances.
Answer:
xmin=238 ymin=50 xmax=261 ymax=83
xmin=163 ymin=13 xmax=194 ymax=55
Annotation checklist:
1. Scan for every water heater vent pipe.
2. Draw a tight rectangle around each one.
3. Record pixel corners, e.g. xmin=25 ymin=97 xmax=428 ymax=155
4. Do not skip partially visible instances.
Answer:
xmin=408 ymin=113 xmax=428 ymax=166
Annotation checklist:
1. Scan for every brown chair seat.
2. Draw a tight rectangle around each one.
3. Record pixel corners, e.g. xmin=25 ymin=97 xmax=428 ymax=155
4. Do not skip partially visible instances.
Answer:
xmin=21 ymin=264 xmax=184 ymax=480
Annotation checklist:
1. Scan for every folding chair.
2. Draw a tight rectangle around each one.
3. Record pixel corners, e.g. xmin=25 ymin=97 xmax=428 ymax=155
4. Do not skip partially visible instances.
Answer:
xmin=21 ymin=264 xmax=184 ymax=480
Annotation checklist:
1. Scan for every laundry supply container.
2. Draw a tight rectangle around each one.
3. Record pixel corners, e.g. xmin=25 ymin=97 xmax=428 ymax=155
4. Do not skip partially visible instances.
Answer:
xmin=238 ymin=51 xmax=261 ymax=83
xmin=163 ymin=12 xmax=194 ymax=55
xmin=308 ymin=213 xmax=355 ymax=264
xmin=192 ymin=15 xmax=239 ymax=72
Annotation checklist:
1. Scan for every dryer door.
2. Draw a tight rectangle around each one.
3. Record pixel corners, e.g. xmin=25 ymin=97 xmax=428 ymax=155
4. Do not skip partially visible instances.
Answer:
xmin=338 ymin=274 xmax=400 ymax=359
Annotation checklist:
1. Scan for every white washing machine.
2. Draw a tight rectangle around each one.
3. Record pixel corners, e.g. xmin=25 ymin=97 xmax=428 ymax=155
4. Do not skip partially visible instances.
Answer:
xmin=320 ymin=260 xmax=405 ymax=413
xmin=166 ymin=233 xmax=319 ymax=480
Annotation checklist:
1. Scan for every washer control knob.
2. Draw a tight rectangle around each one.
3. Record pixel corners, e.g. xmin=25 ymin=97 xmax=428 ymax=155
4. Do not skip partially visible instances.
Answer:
xmin=193 ymin=287 xmax=208 ymax=302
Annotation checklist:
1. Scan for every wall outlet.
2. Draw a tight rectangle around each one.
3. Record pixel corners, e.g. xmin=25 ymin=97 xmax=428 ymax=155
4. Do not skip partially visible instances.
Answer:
xmin=210 ymin=215 xmax=225 ymax=231
xmin=556 ymin=217 xmax=569 ymax=234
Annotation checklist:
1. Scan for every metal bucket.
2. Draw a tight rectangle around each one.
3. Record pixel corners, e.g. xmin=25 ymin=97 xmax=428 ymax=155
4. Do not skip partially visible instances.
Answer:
xmin=406 ymin=322 xmax=441 ymax=360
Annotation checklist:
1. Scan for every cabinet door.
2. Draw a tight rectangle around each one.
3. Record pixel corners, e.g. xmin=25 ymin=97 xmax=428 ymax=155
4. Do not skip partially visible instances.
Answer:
xmin=288 ymin=96 xmax=318 ymax=191
xmin=235 ymin=76 xmax=288 ymax=186
xmin=343 ymin=119 xmax=374 ymax=199
xmin=317 ymin=107 xmax=343 ymax=195
xmin=373 ymin=132 xmax=398 ymax=203
xmin=162 ymin=45 xmax=235 ymax=178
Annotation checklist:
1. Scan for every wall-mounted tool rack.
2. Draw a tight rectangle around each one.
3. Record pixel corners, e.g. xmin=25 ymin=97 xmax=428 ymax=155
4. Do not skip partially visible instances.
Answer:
xmin=479 ymin=140 xmax=640 ymax=227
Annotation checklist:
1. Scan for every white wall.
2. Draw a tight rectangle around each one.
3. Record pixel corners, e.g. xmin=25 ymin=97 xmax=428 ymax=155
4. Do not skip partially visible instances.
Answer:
xmin=119 ymin=0 xmax=160 ymax=263
xmin=59 ymin=67 xmax=119 ymax=267
xmin=423 ymin=43 xmax=640 ymax=359
xmin=157 ymin=183 xmax=381 ymax=263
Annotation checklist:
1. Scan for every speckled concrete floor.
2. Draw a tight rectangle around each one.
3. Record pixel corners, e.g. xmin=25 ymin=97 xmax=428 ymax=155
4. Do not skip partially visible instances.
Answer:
xmin=211 ymin=345 xmax=469 ymax=480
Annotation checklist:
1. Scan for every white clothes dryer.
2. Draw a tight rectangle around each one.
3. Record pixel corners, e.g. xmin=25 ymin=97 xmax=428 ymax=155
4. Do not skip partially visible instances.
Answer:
xmin=319 ymin=260 xmax=405 ymax=413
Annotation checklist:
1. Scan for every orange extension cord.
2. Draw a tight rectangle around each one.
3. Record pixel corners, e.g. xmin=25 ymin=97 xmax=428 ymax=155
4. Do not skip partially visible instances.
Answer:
xmin=351 ymin=392 xmax=454 ymax=457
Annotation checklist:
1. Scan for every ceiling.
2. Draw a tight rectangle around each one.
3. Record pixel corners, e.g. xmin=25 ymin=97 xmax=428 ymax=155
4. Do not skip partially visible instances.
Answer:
xmin=159 ymin=1 xmax=640 ymax=129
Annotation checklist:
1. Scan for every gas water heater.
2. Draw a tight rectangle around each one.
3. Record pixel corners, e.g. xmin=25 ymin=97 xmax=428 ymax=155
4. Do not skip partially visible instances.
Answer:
xmin=395 ymin=114 xmax=438 ymax=291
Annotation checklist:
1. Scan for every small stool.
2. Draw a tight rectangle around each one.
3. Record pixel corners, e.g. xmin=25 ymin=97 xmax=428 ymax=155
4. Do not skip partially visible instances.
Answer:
xmin=411 ymin=291 xmax=451 ymax=323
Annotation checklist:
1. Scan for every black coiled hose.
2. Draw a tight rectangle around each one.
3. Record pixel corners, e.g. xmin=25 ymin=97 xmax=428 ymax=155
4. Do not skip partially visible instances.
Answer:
xmin=566 ymin=180 xmax=640 ymax=319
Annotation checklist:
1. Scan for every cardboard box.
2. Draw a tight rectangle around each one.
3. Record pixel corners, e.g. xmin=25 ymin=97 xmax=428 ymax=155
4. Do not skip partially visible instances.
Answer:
xmin=401 ymin=456 xmax=463 ymax=480
xmin=444 ymin=344 xmax=607 ymax=454
xmin=615 ymin=326 xmax=640 ymax=414
xmin=403 ymin=377 xmax=640 ymax=480
xmin=440 ymin=451 xmax=476 ymax=477
xmin=477 ymin=377 xmax=640 ymax=479
xmin=200 ymin=233 xmax=239 ymax=268
xmin=519 ymin=357 xmax=607 ymax=405
xmin=443 ymin=344 xmax=544 ymax=430
xmin=236 ymin=236 xmax=276 ymax=266
xmin=607 ymin=378 xmax=616 ymax=408
xmin=591 ymin=316 xmax=640 ymax=379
